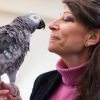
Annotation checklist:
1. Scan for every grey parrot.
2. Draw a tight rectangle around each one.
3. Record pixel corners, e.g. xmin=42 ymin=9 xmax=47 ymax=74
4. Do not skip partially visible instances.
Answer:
xmin=0 ymin=13 xmax=45 ymax=83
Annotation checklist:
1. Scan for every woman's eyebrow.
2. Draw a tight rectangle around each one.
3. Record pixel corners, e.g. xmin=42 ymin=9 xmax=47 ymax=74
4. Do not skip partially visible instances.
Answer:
xmin=63 ymin=11 xmax=73 ymax=15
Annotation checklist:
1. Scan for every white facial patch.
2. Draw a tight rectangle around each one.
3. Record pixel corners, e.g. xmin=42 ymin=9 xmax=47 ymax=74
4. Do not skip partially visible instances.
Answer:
xmin=29 ymin=14 xmax=41 ymax=24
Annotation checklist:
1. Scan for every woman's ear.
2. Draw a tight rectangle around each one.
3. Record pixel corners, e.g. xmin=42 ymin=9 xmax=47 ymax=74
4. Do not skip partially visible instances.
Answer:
xmin=85 ymin=30 xmax=100 ymax=47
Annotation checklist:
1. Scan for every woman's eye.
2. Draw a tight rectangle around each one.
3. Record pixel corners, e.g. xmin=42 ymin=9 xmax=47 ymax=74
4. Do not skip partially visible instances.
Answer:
xmin=64 ymin=16 xmax=74 ymax=22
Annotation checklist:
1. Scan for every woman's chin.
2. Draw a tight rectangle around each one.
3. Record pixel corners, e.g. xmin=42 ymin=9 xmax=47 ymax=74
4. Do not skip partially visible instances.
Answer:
xmin=48 ymin=45 xmax=56 ymax=53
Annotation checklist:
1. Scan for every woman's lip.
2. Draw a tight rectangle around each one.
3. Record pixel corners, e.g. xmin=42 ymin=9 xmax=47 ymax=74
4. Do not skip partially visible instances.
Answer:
xmin=50 ymin=35 xmax=60 ymax=40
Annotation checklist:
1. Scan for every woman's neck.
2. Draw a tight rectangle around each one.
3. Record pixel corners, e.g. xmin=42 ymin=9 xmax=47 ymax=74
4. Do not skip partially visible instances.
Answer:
xmin=61 ymin=53 xmax=89 ymax=68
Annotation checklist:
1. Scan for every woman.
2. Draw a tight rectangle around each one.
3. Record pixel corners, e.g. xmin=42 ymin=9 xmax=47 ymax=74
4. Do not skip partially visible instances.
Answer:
xmin=30 ymin=0 xmax=100 ymax=100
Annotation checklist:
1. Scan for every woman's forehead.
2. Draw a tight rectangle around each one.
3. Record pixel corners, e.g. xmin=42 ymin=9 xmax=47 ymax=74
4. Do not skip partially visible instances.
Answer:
xmin=62 ymin=4 xmax=75 ymax=17
xmin=63 ymin=4 xmax=72 ymax=13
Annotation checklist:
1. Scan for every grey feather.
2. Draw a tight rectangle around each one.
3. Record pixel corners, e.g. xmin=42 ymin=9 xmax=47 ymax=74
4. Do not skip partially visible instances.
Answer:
xmin=0 ymin=13 xmax=45 ymax=83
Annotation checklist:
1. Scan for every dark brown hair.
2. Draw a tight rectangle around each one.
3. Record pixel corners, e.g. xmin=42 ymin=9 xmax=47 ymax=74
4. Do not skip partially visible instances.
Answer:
xmin=62 ymin=0 xmax=100 ymax=100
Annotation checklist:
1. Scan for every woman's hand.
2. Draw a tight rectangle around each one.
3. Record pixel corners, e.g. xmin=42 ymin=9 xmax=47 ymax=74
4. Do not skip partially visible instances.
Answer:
xmin=0 ymin=82 xmax=22 ymax=100
xmin=0 ymin=89 xmax=9 ymax=100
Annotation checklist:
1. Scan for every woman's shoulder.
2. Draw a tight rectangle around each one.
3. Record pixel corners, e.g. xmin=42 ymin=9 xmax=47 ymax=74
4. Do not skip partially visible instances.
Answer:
xmin=34 ymin=70 xmax=61 ymax=84
xmin=36 ymin=70 xmax=59 ymax=80
xmin=30 ymin=70 xmax=61 ymax=99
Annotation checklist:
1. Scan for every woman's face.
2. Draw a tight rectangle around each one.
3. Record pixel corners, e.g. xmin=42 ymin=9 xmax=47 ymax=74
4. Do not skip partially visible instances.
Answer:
xmin=48 ymin=5 xmax=89 ymax=57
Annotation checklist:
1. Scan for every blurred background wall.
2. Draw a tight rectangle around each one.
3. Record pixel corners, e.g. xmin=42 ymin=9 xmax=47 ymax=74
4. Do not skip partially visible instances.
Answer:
xmin=0 ymin=0 xmax=63 ymax=99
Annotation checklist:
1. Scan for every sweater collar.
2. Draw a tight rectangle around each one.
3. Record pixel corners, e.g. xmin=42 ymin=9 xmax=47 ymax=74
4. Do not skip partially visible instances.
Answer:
xmin=56 ymin=59 xmax=87 ymax=86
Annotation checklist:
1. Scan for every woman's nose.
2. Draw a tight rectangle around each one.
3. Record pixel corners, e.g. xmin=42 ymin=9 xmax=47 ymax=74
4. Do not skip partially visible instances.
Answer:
xmin=49 ymin=20 xmax=59 ymax=31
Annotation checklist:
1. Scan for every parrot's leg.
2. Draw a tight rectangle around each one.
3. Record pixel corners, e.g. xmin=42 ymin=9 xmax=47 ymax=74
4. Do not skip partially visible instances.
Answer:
xmin=6 ymin=71 xmax=17 ymax=84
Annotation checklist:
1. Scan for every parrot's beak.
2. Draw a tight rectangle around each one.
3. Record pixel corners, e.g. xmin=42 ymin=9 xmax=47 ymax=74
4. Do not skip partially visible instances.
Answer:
xmin=37 ymin=20 xmax=45 ymax=29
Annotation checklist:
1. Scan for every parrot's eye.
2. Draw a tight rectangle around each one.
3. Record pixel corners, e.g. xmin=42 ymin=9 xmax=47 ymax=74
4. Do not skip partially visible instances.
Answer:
xmin=30 ymin=15 xmax=40 ymax=20
xmin=30 ymin=15 xmax=35 ymax=19
xmin=33 ymin=16 xmax=38 ymax=19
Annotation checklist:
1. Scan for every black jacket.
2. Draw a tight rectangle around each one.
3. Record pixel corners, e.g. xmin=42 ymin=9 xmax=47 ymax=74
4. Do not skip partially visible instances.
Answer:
xmin=30 ymin=70 xmax=62 ymax=100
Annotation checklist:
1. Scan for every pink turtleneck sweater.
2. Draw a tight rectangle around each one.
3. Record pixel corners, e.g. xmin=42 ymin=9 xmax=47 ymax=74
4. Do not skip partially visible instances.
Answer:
xmin=50 ymin=59 xmax=86 ymax=100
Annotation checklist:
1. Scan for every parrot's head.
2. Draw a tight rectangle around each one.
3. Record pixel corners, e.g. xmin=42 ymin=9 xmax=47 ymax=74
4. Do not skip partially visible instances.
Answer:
xmin=12 ymin=13 xmax=46 ymax=33
xmin=29 ymin=14 xmax=45 ymax=29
